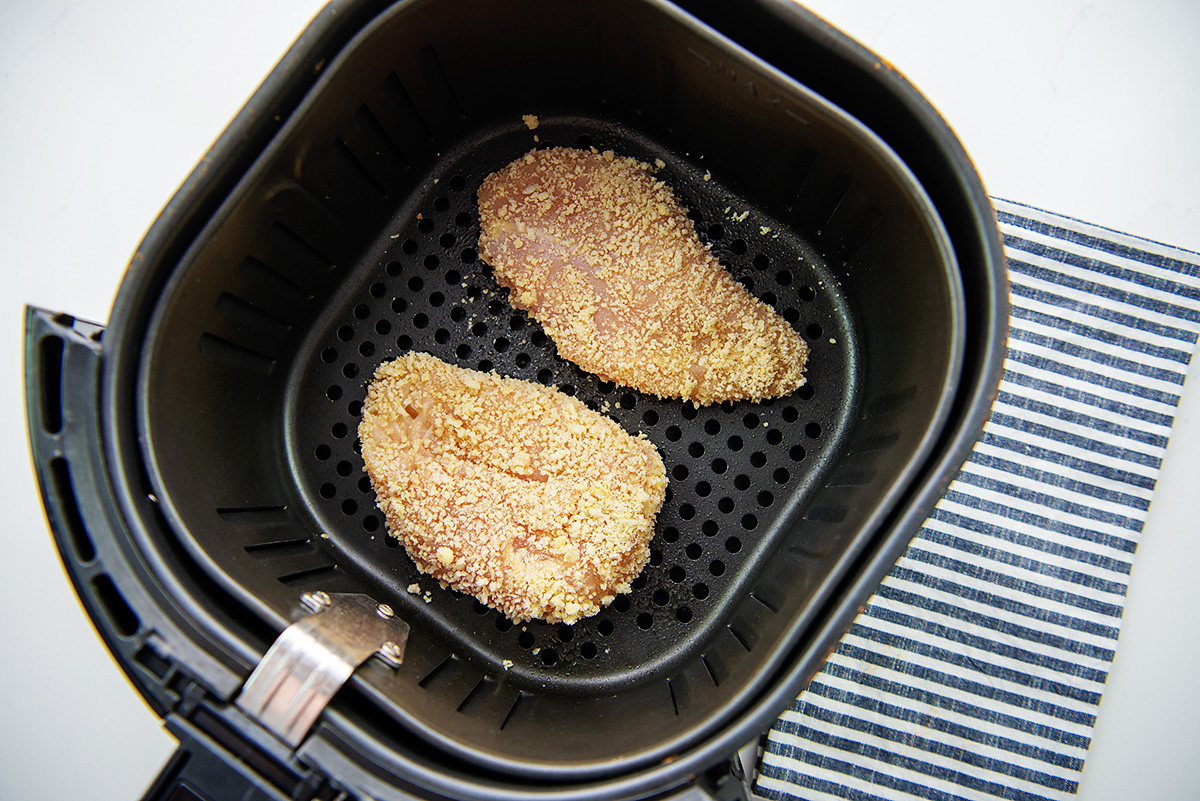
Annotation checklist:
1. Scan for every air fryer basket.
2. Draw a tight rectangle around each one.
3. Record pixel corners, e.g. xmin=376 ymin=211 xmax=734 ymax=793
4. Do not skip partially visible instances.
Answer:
xmin=25 ymin=0 xmax=1010 ymax=798
xmin=136 ymin=0 xmax=960 ymax=776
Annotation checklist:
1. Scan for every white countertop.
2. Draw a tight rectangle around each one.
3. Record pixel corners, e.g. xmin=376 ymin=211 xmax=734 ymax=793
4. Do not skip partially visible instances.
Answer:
xmin=1 ymin=2 xmax=1197 ymax=799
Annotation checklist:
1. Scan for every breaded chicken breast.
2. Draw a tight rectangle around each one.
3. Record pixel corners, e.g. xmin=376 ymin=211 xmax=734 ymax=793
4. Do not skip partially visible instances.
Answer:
xmin=359 ymin=352 xmax=667 ymax=624
xmin=478 ymin=147 xmax=808 ymax=404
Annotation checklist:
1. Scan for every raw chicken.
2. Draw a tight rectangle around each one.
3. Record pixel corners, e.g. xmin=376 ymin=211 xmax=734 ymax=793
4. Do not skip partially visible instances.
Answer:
xmin=359 ymin=352 xmax=667 ymax=624
xmin=478 ymin=147 xmax=808 ymax=404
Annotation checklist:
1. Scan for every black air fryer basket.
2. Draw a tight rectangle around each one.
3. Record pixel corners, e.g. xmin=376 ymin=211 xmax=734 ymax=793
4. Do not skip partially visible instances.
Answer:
xmin=25 ymin=1 xmax=1007 ymax=799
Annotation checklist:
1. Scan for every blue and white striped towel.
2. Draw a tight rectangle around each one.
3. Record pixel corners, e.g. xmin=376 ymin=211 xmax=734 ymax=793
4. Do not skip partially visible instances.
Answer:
xmin=755 ymin=198 xmax=1200 ymax=801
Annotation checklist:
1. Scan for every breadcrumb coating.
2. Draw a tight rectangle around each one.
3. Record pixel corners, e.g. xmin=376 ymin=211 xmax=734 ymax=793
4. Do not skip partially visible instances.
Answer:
xmin=478 ymin=147 xmax=808 ymax=404
xmin=359 ymin=352 xmax=667 ymax=624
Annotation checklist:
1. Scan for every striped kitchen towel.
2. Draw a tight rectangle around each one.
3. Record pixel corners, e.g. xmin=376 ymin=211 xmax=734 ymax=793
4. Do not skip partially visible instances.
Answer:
xmin=755 ymin=198 xmax=1200 ymax=801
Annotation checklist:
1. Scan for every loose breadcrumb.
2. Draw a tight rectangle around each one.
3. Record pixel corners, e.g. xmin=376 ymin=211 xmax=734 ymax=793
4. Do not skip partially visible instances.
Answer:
xmin=359 ymin=352 xmax=667 ymax=624
xmin=477 ymin=147 xmax=808 ymax=404
xmin=522 ymin=114 xmax=539 ymax=130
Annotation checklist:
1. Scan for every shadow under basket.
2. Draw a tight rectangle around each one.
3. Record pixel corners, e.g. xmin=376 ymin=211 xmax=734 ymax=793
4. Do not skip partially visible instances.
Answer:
xmin=25 ymin=0 xmax=1007 ymax=799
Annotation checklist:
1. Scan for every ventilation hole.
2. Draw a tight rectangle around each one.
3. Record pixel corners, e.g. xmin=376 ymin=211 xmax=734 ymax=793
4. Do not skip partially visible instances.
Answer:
xmin=353 ymin=304 xmax=370 ymax=320
xmin=515 ymin=353 xmax=530 ymax=368
xmin=597 ymin=380 xmax=614 ymax=394
xmin=386 ymin=261 xmax=402 ymax=276
xmin=725 ymin=537 xmax=742 ymax=553
xmin=478 ymin=360 xmax=494 ymax=372
xmin=695 ymin=481 xmax=712 ymax=497
xmin=363 ymin=516 xmax=379 ymax=532
xmin=92 ymin=574 xmax=139 ymax=637
xmin=429 ymin=291 xmax=445 ymax=307
xmin=341 ymin=499 xmax=358 ymax=515
xmin=391 ymin=298 xmax=407 ymax=314
xmin=531 ymin=331 xmax=548 ymax=347
xmin=434 ymin=328 xmax=450 ymax=345
xmin=456 ymin=344 xmax=472 ymax=360
xmin=799 ymin=285 xmax=817 ymax=302
xmin=614 ymin=596 xmax=631 ymax=613
xmin=688 ymin=442 xmax=705 ymax=458
xmin=672 ymin=465 xmax=689 ymax=481
xmin=782 ymin=406 xmax=799 ymax=423
xmin=598 ymin=619 xmax=614 ymax=636
xmin=740 ymin=276 xmax=755 ymax=291
xmin=539 ymin=647 xmax=558 ymax=666
xmin=450 ymin=175 xmax=466 ymax=191
xmin=790 ymin=444 xmax=807 ymax=461
xmin=676 ymin=607 xmax=693 ymax=623
xmin=319 ymin=483 xmax=335 ymax=499
xmin=806 ymin=323 xmax=824 ymax=340
xmin=455 ymin=211 xmax=471 ymax=227
xmin=451 ymin=307 xmax=467 ymax=323
xmin=642 ymin=409 xmax=659 ymax=426
xmin=320 ymin=347 xmax=337 ymax=363
xmin=711 ymin=458 xmax=727 ymax=474
xmin=461 ymin=247 xmax=477 ymax=263
xmin=559 ymin=383 xmax=574 ymax=396
xmin=443 ymin=269 xmax=462 ymax=286
xmin=440 ymin=232 xmax=456 ymax=248
xmin=423 ymin=255 xmax=439 ymax=270
xmin=326 ymin=385 xmax=343 ymax=401
xmin=577 ymin=134 xmax=593 ymax=148
xmin=704 ymin=420 xmax=721 ymax=437
xmin=402 ymin=239 xmax=418 ymax=254
xmin=775 ymin=269 xmax=793 ymax=286
xmin=750 ymin=451 xmax=767 ymax=468
xmin=766 ymin=429 xmax=783 ymax=445
xmin=679 ymin=503 xmax=695 ymax=520
xmin=537 ymin=368 xmax=553 ymax=384
xmin=336 ymin=461 xmax=352 ymax=477
xmin=471 ymin=321 xmax=488 ymax=337
xmin=358 ymin=476 xmax=372 ymax=493
xmin=369 ymin=282 xmax=386 ymax=298
xmin=649 ymin=549 xmax=663 ymax=566
xmin=662 ymin=526 xmax=679 ymax=543
xmin=731 ymin=239 xmax=747 ymax=255
xmin=636 ymin=613 xmax=653 ymax=630
xmin=806 ymin=422 xmax=822 ymax=439
xmin=418 ymin=218 xmax=435 ymax=233
xmin=718 ymin=497 xmax=734 ymax=514
xmin=707 ymin=224 xmax=724 ymax=240
xmin=758 ymin=490 xmax=775 ymax=507
xmin=314 ymin=445 xmax=331 ymax=461
xmin=688 ymin=209 xmax=703 ymax=224
xmin=734 ymin=474 xmax=751 ymax=491
xmin=693 ymin=583 xmax=709 ymax=600
xmin=358 ymin=342 xmax=375 ymax=358
xmin=710 ymin=560 xmax=726 ymax=576
xmin=336 ymin=326 xmax=354 ymax=341
xmin=685 ymin=543 xmax=702 ymax=560
xmin=669 ymin=566 xmax=686 ymax=582
xmin=580 ymin=642 xmax=598 ymax=659
xmin=331 ymin=423 xmax=348 ymax=438
xmin=741 ymin=514 xmax=758 ymax=531
xmin=617 ymin=393 xmax=635 ymax=410
xmin=384 ymin=535 xmax=399 ymax=548
xmin=413 ymin=313 xmax=429 ymax=329
xmin=397 ymin=335 xmax=413 ymax=351
xmin=518 ymin=631 xmax=534 ymax=648
xmin=374 ymin=319 xmax=391 ymax=335
xmin=495 ymin=617 xmax=513 ymax=632
xmin=727 ymin=436 xmax=743 ymax=451
xmin=703 ymin=521 xmax=719 ymax=538
xmin=798 ymin=384 xmax=816 ymax=401
xmin=555 ymin=625 xmax=574 ymax=642
xmin=494 ymin=337 xmax=510 ymax=352
xmin=665 ymin=426 xmax=682 ymax=442
xmin=753 ymin=253 xmax=770 ymax=269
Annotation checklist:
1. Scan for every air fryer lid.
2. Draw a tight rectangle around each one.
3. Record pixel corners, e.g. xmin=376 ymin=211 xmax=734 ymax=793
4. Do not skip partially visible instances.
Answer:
xmin=130 ymin=0 xmax=963 ymax=779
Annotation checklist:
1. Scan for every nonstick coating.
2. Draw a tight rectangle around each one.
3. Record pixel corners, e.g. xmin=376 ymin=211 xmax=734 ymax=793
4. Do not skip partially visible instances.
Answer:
xmin=133 ymin=0 xmax=964 ymax=778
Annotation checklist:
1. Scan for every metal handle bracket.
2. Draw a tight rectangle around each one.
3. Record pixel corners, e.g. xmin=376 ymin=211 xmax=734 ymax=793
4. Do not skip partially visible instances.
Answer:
xmin=236 ymin=591 xmax=409 ymax=747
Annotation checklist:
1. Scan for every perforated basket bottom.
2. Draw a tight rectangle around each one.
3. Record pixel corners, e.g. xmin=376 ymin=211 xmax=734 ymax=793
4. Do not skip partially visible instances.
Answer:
xmin=288 ymin=116 xmax=856 ymax=690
